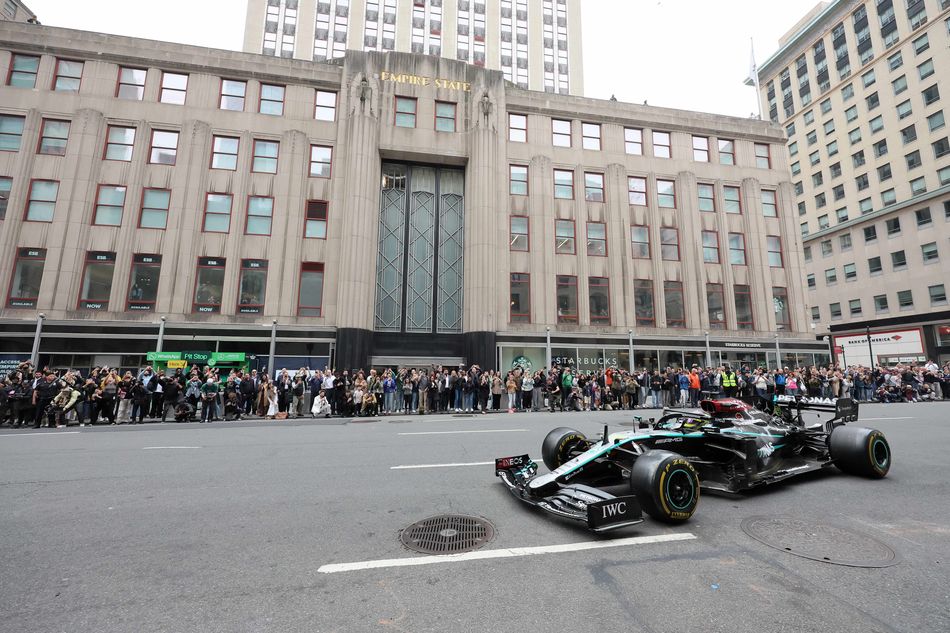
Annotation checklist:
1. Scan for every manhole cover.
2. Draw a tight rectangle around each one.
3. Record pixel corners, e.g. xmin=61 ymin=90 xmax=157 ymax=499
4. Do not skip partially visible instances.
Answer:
xmin=399 ymin=515 xmax=495 ymax=554
xmin=741 ymin=515 xmax=899 ymax=568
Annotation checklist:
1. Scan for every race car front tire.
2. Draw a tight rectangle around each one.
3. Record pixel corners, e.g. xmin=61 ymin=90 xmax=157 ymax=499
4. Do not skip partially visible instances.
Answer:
xmin=829 ymin=425 xmax=891 ymax=478
xmin=629 ymin=450 xmax=699 ymax=523
xmin=541 ymin=427 xmax=588 ymax=471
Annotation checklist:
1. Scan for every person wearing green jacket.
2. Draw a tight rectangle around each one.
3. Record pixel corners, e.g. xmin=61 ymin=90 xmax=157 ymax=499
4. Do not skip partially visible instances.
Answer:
xmin=200 ymin=377 xmax=220 ymax=423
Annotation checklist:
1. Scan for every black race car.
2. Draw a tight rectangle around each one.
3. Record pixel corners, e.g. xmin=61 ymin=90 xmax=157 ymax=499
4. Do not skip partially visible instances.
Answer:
xmin=495 ymin=396 xmax=890 ymax=532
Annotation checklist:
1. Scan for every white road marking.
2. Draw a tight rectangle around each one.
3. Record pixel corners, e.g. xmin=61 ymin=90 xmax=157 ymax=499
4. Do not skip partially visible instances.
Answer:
xmin=0 ymin=431 xmax=80 ymax=438
xmin=398 ymin=429 xmax=528 ymax=436
xmin=318 ymin=532 xmax=698 ymax=574
xmin=142 ymin=446 xmax=202 ymax=450
xmin=391 ymin=461 xmax=494 ymax=470
xmin=861 ymin=417 xmax=913 ymax=421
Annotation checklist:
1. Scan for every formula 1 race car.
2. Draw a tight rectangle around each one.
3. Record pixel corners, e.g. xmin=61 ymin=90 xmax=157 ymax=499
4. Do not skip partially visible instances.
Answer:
xmin=495 ymin=395 xmax=890 ymax=532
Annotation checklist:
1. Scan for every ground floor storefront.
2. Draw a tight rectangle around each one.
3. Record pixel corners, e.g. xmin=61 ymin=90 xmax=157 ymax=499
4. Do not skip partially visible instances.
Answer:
xmin=829 ymin=317 xmax=950 ymax=367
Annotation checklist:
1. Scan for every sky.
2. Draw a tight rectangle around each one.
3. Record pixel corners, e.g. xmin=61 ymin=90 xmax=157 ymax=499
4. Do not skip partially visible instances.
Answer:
xmin=25 ymin=0 xmax=825 ymax=118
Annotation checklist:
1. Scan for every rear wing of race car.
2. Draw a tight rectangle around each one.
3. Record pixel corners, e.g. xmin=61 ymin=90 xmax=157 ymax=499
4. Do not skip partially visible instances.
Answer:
xmin=771 ymin=394 xmax=858 ymax=423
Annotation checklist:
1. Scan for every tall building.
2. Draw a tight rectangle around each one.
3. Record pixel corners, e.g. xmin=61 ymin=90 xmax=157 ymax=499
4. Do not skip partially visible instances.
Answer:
xmin=1 ymin=0 xmax=36 ymax=23
xmin=751 ymin=0 xmax=950 ymax=365
xmin=0 ymin=21 xmax=826 ymax=375
xmin=243 ymin=0 xmax=585 ymax=95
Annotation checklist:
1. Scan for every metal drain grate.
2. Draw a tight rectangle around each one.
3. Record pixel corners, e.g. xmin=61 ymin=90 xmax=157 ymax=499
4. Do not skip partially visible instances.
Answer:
xmin=399 ymin=515 xmax=495 ymax=554
xmin=741 ymin=515 xmax=899 ymax=568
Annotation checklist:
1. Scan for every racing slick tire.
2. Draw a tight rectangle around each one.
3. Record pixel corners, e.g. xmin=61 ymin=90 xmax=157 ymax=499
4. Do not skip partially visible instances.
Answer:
xmin=541 ymin=427 xmax=588 ymax=471
xmin=629 ymin=450 xmax=699 ymax=523
xmin=829 ymin=425 xmax=891 ymax=478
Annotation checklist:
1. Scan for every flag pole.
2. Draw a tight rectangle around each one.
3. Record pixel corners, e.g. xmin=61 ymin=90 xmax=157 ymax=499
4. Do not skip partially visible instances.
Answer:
xmin=749 ymin=37 xmax=761 ymax=119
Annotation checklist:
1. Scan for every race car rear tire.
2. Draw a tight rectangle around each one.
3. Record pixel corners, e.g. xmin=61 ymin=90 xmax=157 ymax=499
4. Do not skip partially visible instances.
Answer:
xmin=829 ymin=426 xmax=890 ymax=478
xmin=629 ymin=450 xmax=699 ymax=523
xmin=541 ymin=427 xmax=588 ymax=471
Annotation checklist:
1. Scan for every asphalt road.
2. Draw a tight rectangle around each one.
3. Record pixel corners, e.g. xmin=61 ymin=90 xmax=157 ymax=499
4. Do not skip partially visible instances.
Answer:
xmin=2 ymin=403 xmax=949 ymax=633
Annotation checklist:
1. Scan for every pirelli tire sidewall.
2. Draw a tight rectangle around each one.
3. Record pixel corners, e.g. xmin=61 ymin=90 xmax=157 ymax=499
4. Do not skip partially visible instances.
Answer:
xmin=829 ymin=425 xmax=891 ymax=478
xmin=629 ymin=450 xmax=700 ymax=523
xmin=541 ymin=427 xmax=587 ymax=471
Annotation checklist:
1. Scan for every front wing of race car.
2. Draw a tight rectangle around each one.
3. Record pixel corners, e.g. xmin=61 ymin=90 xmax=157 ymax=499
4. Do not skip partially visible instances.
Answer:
xmin=495 ymin=454 xmax=643 ymax=532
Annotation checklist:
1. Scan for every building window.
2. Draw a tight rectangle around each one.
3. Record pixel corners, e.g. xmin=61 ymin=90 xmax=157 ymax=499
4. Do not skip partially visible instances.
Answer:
xmin=630 ymin=225 xmax=650 ymax=259
xmin=868 ymin=256 xmax=883 ymax=274
xmin=660 ymin=227 xmax=679 ymax=261
xmin=159 ymin=72 xmax=188 ymax=105
xmin=754 ymin=143 xmax=771 ymax=168
xmin=874 ymin=294 xmax=889 ymax=313
xmin=509 ymin=216 xmax=529 ymax=251
xmin=53 ymin=59 xmax=83 ymax=93
xmin=555 ymin=219 xmax=575 ymax=254
xmin=582 ymin=123 xmax=601 ymax=150
xmin=220 ymin=79 xmax=247 ymax=111
xmin=127 ymin=254 xmax=161 ymax=312
xmin=930 ymin=284 xmax=947 ymax=305
xmin=0 ymin=114 xmax=25 ymax=151
xmin=921 ymin=242 xmax=939 ymax=262
xmin=728 ymin=232 xmax=746 ymax=265
xmin=625 ymin=128 xmax=643 ymax=155
xmin=916 ymin=207 xmax=933 ymax=227
xmin=761 ymin=189 xmax=777 ymax=217
xmin=92 ymin=185 xmax=126 ymax=226
xmin=897 ymin=289 xmax=913 ymax=309
xmin=237 ymin=259 xmax=267 ymax=314
xmin=718 ymin=139 xmax=735 ymax=164
xmin=735 ymin=285 xmax=754 ymax=330
xmin=203 ymin=193 xmax=232 ymax=233
xmin=259 ymin=83 xmax=285 ymax=115
xmin=25 ymin=180 xmax=58 ymax=222
xmin=657 ymin=179 xmax=676 ymax=208
xmin=7 ymin=54 xmax=39 ymax=88
xmin=634 ymin=279 xmax=655 ymax=327
xmin=435 ymin=101 xmax=457 ymax=132
xmin=891 ymin=250 xmax=907 ymax=268
xmin=37 ymin=119 xmax=69 ymax=156
xmin=309 ymin=145 xmax=332 ymax=178
xmin=653 ymin=131 xmax=671 ymax=158
xmin=104 ymin=126 xmax=135 ymax=161
xmin=117 ymin=67 xmax=146 ymax=100
xmin=807 ymin=273 xmax=816 ymax=288
xmin=552 ymin=119 xmax=571 ymax=147
xmin=587 ymin=222 xmax=606 ymax=256
xmin=510 ymin=165 xmax=528 ymax=195
xmin=78 ymin=252 xmax=116 ymax=310
xmin=245 ymin=196 xmax=273 ymax=235
xmin=848 ymin=298 xmax=861 ymax=316
xmin=139 ymin=188 xmax=170 ymax=229
xmin=395 ymin=97 xmax=417 ymax=127
xmin=584 ymin=172 xmax=604 ymax=202
xmin=553 ymin=169 xmax=574 ymax=199
xmin=0 ymin=176 xmax=9 ymax=220
xmin=692 ymin=136 xmax=709 ymax=161
xmin=148 ymin=130 xmax=179 ymax=165
xmin=702 ymin=230 xmax=720 ymax=263
xmin=885 ymin=217 xmax=900 ymax=235
xmin=840 ymin=233 xmax=852 ymax=250
xmin=934 ymin=137 xmax=950 ymax=158
xmin=193 ymin=257 xmax=226 ymax=313
xmin=315 ymin=90 xmax=337 ymax=121
xmin=829 ymin=302 xmax=842 ymax=318
xmin=509 ymin=273 xmax=530 ymax=323
xmin=698 ymin=183 xmax=715 ymax=212
xmin=305 ymin=200 xmax=328 ymax=239
xmin=628 ymin=176 xmax=647 ymax=206
xmin=766 ymin=236 xmax=783 ymax=267
xmin=929 ymin=111 xmax=945 ymax=132
xmin=589 ymin=277 xmax=610 ymax=325
xmin=662 ymin=281 xmax=685 ymax=328
xmin=821 ymin=239 xmax=833 ymax=256
xmin=723 ymin=185 xmax=741 ymax=214
xmin=252 ymin=139 xmax=279 ymax=173
xmin=773 ymin=287 xmax=791 ymax=330
xmin=844 ymin=262 xmax=857 ymax=280
xmin=556 ymin=275 xmax=578 ymax=323
xmin=211 ymin=136 xmax=239 ymax=170
xmin=508 ymin=113 xmax=527 ymax=142
xmin=706 ymin=283 xmax=726 ymax=329
xmin=7 ymin=248 xmax=46 ymax=308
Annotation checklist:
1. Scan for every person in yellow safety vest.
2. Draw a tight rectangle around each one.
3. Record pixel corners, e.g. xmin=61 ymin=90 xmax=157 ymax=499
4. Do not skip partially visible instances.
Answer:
xmin=722 ymin=365 xmax=738 ymax=398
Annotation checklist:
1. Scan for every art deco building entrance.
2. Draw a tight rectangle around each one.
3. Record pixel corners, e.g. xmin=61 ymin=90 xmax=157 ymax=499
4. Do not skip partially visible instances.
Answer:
xmin=374 ymin=163 xmax=464 ymax=335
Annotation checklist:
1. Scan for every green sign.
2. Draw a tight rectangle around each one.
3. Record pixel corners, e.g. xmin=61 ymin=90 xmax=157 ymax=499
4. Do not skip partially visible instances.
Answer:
xmin=213 ymin=352 xmax=246 ymax=362
xmin=146 ymin=351 xmax=181 ymax=361
xmin=182 ymin=351 xmax=211 ymax=363
xmin=146 ymin=351 xmax=247 ymax=363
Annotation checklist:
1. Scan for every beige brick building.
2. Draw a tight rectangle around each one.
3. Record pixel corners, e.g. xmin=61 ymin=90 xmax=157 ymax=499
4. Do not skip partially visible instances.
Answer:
xmin=243 ymin=0 xmax=585 ymax=95
xmin=751 ymin=0 xmax=950 ymax=364
xmin=0 ymin=21 xmax=827 ymax=374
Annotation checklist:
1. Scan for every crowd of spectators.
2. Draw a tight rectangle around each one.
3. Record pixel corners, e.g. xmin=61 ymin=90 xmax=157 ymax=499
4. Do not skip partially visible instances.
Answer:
xmin=1 ymin=358 xmax=947 ymax=429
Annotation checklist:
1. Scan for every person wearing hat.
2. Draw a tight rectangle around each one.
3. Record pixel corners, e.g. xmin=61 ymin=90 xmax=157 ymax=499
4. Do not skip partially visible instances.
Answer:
xmin=721 ymin=365 xmax=738 ymax=398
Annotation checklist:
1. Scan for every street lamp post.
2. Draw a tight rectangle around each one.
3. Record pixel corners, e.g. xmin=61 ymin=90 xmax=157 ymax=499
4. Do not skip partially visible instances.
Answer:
xmin=628 ymin=329 xmax=634 ymax=373
xmin=704 ymin=331 xmax=711 ymax=368
xmin=824 ymin=335 xmax=833 ymax=364
xmin=545 ymin=327 xmax=551 ymax=370
xmin=30 ymin=313 xmax=45 ymax=368
xmin=866 ymin=326 xmax=875 ymax=368
xmin=156 ymin=316 xmax=167 ymax=353
xmin=774 ymin=333 xmax=782 ymax=371
xmin=268 ymin=319 xmax=278 ymax=377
